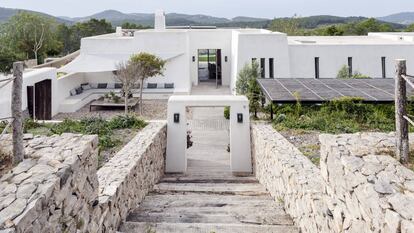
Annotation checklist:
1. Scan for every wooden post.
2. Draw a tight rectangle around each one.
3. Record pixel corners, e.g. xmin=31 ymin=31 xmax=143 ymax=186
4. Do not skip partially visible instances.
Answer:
xmin=12 ymin=62 xmax=24 ymax=164
xmin=395 ymin=59 xmax=409 ymax=164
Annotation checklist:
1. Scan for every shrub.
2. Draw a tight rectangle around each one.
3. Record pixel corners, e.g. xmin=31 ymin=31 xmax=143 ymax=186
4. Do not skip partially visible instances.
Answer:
xmin=108 ymin=115 xmax=147 ymax=129
xmin=224 ymin=107 xmax=230 ymax=120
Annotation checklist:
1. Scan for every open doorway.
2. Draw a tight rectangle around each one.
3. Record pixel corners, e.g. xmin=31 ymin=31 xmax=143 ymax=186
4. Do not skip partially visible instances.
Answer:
xmin=197 ymin=49 xmax=222 ymax=87
xmin=185 ymin=106 xmax=230 ymax=177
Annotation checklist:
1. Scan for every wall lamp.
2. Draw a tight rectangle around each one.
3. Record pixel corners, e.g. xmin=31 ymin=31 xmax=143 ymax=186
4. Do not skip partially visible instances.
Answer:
xmin=192 ymin=56 xmax=196 ymax=62
xmin=237 ymin=113 xmax=243 ymax=123
xmin=174 ymin=113 xmax=180 ymax=123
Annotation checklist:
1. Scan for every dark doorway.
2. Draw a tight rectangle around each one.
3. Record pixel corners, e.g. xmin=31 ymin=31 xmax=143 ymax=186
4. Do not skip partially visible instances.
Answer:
xmin=34 ymin=79 xmax=52 ymax=120
xmin=198 ymin=49 xmax=222 ymax=87
xmin=27 ymin=86 xmax=34 ymax=118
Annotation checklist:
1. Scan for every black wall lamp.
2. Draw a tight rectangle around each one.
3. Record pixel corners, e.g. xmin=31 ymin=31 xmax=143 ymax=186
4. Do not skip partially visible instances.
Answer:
xmin=225 ymin=56 xmax=228 ymax=62
xmin=174 ymin=113 xmax=180 ymax=123
xmin=237 ymin=113 xmax=243 ymax=123
xmin=192 ymin=56 xmax=196 ymax=62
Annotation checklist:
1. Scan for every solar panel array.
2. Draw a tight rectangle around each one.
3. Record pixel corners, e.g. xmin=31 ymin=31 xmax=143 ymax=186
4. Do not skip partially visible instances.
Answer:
xmin=258 ymin=78 xmax=414 ymax=103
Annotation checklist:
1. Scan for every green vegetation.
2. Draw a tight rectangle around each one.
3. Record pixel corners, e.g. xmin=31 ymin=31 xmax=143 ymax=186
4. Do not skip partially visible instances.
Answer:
xmin=235 ymin=62 xmax=264 ymax=118
xmin=3 ymin=115 xmax=147 ymax=153
xmin=336 ymin=65 xmax=370 ymax=79
xmin=224 ymin=106 xmax=230 ymax=120
xmin=270 ymin=17 xmax=397 ymax=36
xmin=270 ymin=97 xmax=398 ymax=134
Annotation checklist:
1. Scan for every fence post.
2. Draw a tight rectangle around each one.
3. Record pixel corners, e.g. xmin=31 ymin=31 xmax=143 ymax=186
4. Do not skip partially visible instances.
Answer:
xmin=395 ymin=59 xmax=409 ymax=164
xmin=12 ymin=62 xmax=24 ymax=164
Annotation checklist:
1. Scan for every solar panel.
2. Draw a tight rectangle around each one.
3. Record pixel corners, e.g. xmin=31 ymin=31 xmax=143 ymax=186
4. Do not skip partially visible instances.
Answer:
xmin=258 ymin=78 xmax=413 ymax=104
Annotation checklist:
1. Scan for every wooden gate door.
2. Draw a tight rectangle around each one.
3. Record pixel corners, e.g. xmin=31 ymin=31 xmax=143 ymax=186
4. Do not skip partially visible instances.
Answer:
xmin=34 ymin=79 xmax=52 ymax=120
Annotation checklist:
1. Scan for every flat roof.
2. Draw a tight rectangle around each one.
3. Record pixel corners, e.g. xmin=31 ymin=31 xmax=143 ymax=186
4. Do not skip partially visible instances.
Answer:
xmin=258 ymin=78 xmax=414 ymax=104
xmin=288 ymin=36 xmax=414 ymax=45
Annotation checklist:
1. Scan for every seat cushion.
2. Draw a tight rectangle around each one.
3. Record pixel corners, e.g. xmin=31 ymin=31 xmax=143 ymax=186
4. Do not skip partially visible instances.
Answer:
xmin=164 ymin=83 xmax=174 ymax=89
xmin=75 ymin=87 xmax=83 ymax=95
xmin=70 ymin=88 xmax=77 ymax=96
xmin=107 ymin=83 xmax=115 ymax=89
xmin=147 ymin=83 xmax=157 ymax=89
xmin=82 ymin=84 xmax=91 ymax=91
xmin=115 ymin=83 xmax=123 ymax=89
xmin=97 ymin=83 xmax=107 ymax=89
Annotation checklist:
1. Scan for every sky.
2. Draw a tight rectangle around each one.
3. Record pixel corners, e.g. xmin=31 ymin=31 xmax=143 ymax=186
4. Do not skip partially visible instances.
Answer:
xmin=1 ymin=0 xmax=414 ymax=19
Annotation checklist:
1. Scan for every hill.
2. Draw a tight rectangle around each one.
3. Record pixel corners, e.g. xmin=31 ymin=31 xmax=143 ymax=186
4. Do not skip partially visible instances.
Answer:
xmin=378 ymin=12 xmax=414 ymax=25
xmin=0 ymin=7 xmax=72 ymax=24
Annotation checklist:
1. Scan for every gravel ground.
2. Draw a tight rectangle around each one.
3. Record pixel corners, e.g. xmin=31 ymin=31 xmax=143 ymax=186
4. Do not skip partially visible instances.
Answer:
xmin=279 ymin=129 xmax=321 ymax=166
xmin=53 ymin=99 xmax=167 ymax=121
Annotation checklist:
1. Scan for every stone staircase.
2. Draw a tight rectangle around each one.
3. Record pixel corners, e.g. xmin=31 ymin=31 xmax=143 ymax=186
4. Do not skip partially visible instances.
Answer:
xmin=119 ymin=107 xmax=299 ymax=232
xmin=119 ymin=175 xmax=299 ymax=233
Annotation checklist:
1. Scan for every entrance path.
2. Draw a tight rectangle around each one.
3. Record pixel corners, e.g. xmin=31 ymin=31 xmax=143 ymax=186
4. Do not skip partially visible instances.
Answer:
xmin=119 ymin=108 xmax=299 ymax=233
xmin=191 ymin=83 xmax=231 ymax=95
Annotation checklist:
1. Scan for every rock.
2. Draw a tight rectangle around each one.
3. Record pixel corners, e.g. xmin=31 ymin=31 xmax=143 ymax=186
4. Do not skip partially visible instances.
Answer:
xmin=11 ymin=160 xmax=36 ymax=175
xmin=16 ymin=183 xmax=37 ymax=199
xmin=388 ymin=193 xmax=414 ymax=220
xmin=384 ymin=210 xmax=401 ymax=233
xmin=401 ymin=220 xmax=414 ymax=233
xmin=0 ymin=199 xmax=27 ymax=226
xmin=374 ymin=179 xmax=394 ymax=194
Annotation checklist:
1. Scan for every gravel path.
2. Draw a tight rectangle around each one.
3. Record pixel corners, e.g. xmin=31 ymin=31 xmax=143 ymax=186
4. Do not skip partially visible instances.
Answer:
xmin=53 ymin=99 xmax=167 ymax=121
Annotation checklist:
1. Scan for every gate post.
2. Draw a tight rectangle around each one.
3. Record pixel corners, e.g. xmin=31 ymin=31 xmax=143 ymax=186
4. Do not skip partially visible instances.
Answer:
xmin=12 ymin=62 xmax=24 ymax=164
xmin=395 ymin=59 xmax=409 ymax=164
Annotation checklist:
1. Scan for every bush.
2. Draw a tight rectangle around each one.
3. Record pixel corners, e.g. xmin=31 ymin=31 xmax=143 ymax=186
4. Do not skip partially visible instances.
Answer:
xmin=108 ymin=115 xmax=147 ymax=129
xmin=224 ymin=107 xmax=230 ymax=120
xmin=273 ymin=97 xmax=396 ymax=134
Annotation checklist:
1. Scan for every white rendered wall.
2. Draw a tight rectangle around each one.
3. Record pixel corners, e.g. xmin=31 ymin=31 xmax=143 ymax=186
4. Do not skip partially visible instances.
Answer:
xmin=81 ymin=31 xmax=190 ymax=93
xmin=0 ymin=68 xmax=59 ymax=119
xmin=289 ymin=44 xmax=414 ymax=78
xmin=166 ymin=95 xmax=252 ymax=173
xmin=235 ymin=32 xmax=291 ymax=79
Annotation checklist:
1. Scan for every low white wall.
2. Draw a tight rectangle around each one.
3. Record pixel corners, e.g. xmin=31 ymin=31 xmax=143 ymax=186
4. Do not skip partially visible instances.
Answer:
xmin=55 ymin=73 xmax=86 ymax=113
xmin=0 ymin=68 xmax=58 ymax=119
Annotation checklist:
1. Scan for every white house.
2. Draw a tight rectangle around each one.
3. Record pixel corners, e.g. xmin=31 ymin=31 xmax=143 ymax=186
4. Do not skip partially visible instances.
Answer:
xmin=3 ymin=10 xmax=414 ymax=119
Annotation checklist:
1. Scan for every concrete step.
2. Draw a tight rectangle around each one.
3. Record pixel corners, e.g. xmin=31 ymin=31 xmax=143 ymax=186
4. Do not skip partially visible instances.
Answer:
xmin=120 ymin=222 xmax=300 ymax=233
xmin=152 ymin=182 xmax=269 ymax=196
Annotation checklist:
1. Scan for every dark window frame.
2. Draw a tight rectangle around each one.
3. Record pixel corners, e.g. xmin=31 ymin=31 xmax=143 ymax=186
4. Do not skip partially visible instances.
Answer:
xmin=382 ymin=57 xmax=386 ymax=78
xmin=260 ymin=58 xmax=266 ymax=78
xmin=315 ymin=57 xmax=320 ymax=79
xmin=269 ymin=58 xmax=274 ymax=78
xmin=348 ymin=57 xmax=353 ymax=78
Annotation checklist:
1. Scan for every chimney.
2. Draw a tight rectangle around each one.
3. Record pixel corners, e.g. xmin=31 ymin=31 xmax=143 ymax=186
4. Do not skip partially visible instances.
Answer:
xmin=155 ymin=10 xmax=166 ymax=30
xmin=116 ymin=26 xmax=123 ymax=36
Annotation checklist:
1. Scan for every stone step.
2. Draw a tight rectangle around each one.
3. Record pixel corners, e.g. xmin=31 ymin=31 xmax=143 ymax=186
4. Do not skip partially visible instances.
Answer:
xmin=160 ymin=175 xmax=258 ymax=184
xmin=120 ymin=222 xmax=300 ymax=233
xmin=153 ymin=182 xmax=269 ymax=196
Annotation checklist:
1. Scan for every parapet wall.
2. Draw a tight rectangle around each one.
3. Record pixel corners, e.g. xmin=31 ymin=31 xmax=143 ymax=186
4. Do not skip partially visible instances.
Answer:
xmin=251 ymin=124 xmax=414 ymax=233
xmin=0 ymin=121 xmax=167 ymax=233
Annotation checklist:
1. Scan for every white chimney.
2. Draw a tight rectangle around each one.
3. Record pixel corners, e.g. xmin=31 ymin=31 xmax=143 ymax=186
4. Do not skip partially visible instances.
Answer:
xmin=155 ymin=10 xmax=166 ymax=30
xmin=116 ymin=26 xmax=123 ymax=36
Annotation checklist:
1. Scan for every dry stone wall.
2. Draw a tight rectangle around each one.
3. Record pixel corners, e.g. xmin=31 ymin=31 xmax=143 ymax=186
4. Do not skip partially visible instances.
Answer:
xmin=251 ymin=124 xmax=414 ymax=233
xmin=251 ymin=123 xmax=334 ymax=233
xmin=0 ymin=133 xmax=99 ymax=233
xmin=0 ymin=121 xmax=167 ymax=233
xmin=320 ymin=132 xmax=414 ymax=233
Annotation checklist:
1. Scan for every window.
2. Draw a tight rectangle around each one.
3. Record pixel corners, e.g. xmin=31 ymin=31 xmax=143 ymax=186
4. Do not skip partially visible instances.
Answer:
xmin=260 ymin=58 xmax=266 ymax=78
xmin=382 ymin=57 xmax=386 ymax=78
xmin=315 ymin=57 xmax=320 ymax=79
xmin=348 ymin=57 xmax=353 ymax=78
xmin=269 ymin=58 xmax=274 ymax=78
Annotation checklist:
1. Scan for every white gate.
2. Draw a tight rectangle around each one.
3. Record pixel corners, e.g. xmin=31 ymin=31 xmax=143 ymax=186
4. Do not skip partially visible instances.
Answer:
xmin=166 ymin=95 xmax=252 ymax=173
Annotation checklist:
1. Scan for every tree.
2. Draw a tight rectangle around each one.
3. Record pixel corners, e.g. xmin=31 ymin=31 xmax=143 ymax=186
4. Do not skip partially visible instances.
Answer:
xmin=4 ymin=12 xmax=61 ymax=64
xmin=121 ymin=22 xmax=150 ymax=29
xmin=116 ymin=61 xmax=139 ymax=114
xmin=269 ymin=15 xmax=302 ymax=36
xmin=235 ymin=62 xmax=263 ymax=117
xmin=129 ymin=53 xmax=166 ymax=115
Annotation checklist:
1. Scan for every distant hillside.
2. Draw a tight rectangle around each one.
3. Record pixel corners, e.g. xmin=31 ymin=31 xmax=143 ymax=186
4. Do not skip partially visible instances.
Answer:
xmin=378 ymin=12 xmax=414 ymax=25
xmin=0 ymin=7 xmax=72 ymax=24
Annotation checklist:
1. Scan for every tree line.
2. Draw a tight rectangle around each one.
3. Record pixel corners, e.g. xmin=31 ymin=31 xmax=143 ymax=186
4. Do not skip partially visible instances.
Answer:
xmin=269 ymin=17 xmax=414 ymax=36
xmin=0 ymin=12 xmax=150 ymax=73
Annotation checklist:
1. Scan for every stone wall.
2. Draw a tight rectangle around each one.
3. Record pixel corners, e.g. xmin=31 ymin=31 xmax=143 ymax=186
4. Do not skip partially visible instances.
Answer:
xmin=251 ymin=123 xmax=334 ymax=233
xmin=94 ymin=121 xmax=167 ymax=232
xmin=252 ymin=124 xmax=414 ymax=233
xmin=320 ymin=132 xmax=414 ymax=233
xmin=0 ymin=133 xmax=99 ymax=233
xmin=0 ymin=121 xmax=167 ymax=233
